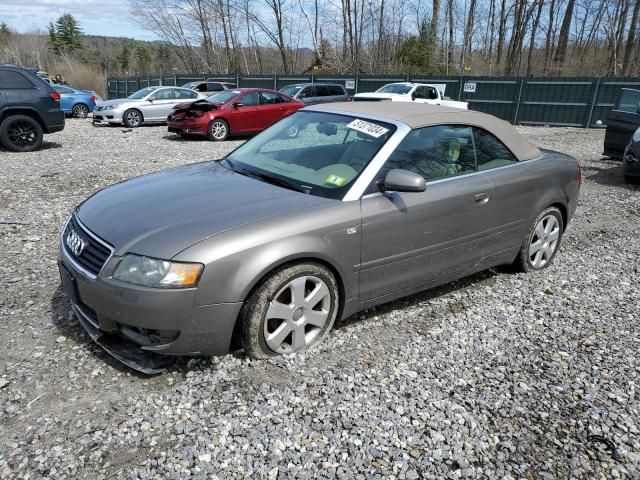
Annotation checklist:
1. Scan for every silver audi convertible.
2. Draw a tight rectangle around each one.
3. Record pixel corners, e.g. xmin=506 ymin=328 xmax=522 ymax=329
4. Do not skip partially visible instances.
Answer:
xmin=59 ymin=103 xmax=581 ymax=372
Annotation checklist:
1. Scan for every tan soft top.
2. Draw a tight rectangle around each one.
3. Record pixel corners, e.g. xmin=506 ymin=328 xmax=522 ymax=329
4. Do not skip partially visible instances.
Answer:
xmin=310 ymin=102 xmax=541 ymax=161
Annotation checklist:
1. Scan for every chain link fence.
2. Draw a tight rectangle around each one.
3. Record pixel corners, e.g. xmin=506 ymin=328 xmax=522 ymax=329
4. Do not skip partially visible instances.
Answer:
xmin=106 ymin=74 xmax=640 ymax=127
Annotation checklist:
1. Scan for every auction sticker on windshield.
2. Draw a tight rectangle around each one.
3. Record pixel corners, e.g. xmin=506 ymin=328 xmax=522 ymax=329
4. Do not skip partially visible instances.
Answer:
xmin=346 ymin=119 xmax=389 ymax=138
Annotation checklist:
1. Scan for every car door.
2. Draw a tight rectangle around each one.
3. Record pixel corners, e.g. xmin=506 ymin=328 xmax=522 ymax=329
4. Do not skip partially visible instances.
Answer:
xmin=411 ymin=86 xmax=429 ymax=104
xmin=259 ymin=91 xmax=290 ymax=126
xmin=225 ymin=91 xmax=263 ymax=132
xmin=604 ymin=89 xmax=640 ymax=158
xmin=143 ymin=88 xmax=178 ymax=121
xmin=298 ymin=86 xmax=316 ymax=105
xmin=471 ymin=127 xmax=540 ymax=261
xmin=359 ymin=125 xmax=494 ymax=303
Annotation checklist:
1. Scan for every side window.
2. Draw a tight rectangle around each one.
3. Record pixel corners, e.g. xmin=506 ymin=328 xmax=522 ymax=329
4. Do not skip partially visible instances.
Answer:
xmin=413 ymin=87 xmax=426 ymax=99
xmin=616 ymin=90 xmax=640 ymax=113
xmin=176 ymin=89 xmax=198 ymax=99
xmin=241 ymin=92 xmax=260 ymax=106
xmin=473 ymin=128 xmax=518 ymax=171
xmin=385 ymin=125 xmax=476 ymax=181
xmin=208 ymin=83 xmax=223 ymax=92
xmin=261 ymin=91 xmax=285 ymax=104
xmin=427 ymin=87 xmax=438 ymax=100
xmin=300 ymin=86 xmax=315 ymax=98
xmin=154 ymin=88 xmax=175 ymax=100
xmin=0 ymin=71 xmax=34 ymax=89
xmin=328 ymin=85 xmax=344 ymax=96
xmin=315 ymin=85 xmax=330 ymax=97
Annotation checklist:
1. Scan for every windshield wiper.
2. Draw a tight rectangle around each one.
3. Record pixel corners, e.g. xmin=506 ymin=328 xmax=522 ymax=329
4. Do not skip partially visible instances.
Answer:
xmin=221 ymin=157 xmax=236 ymax=171
xmin=242 ymin=169 xmax=310 ymax=194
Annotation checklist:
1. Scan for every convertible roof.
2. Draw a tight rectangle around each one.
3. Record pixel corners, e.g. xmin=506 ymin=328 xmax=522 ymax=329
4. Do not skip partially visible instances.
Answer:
xmin=310 ymin=102 xmax=541 ymax=161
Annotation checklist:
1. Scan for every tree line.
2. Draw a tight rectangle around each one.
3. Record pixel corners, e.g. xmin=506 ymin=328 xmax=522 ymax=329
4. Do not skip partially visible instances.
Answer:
xmin=129 ymin=0 xmax=640 ymax=76
xmin=2 ymin=1 xmax=640 ymax=81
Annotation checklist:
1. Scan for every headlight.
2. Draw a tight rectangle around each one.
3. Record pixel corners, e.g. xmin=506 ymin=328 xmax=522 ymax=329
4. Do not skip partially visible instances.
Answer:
xmin=633 ymin=128 xmax=640 ymax=142
xmin=113 ymin=254 xmax=203 ymax=288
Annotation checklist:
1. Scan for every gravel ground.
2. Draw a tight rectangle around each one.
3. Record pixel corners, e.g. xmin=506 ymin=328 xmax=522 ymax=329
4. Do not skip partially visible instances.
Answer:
xmin=0 ymin=120 xmax=639 ymax=479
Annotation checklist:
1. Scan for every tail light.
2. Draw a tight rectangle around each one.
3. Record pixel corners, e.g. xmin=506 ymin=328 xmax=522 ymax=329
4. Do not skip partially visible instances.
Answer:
xmin=90 ymin=96 xmax=96 ymax=103
xmin=49 ymin=92 xmax=61 ymax=102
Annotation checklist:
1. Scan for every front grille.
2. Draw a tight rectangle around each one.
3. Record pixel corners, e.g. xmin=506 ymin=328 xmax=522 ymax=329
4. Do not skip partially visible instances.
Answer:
xmin=63 ymin=215 xmax=113 ymax=276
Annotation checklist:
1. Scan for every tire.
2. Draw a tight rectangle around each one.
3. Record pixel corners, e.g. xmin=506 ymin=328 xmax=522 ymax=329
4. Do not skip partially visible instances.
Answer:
xmin=123 ymin=109 xmax=143 ymax=128
xmin=513 ymin=206 xmax=564 ymax=273
xmin=0 ymin=115 xmax=43 ymax=152
xmin=207 ymin=119 xmax=229 ymax=141
xmin=240 ymin=262 xmax=340 ymax=359
xmin=72 ymin=103 xmax=89 ymax=119
xmin=624 ymin=175 xmax=639 ymax=184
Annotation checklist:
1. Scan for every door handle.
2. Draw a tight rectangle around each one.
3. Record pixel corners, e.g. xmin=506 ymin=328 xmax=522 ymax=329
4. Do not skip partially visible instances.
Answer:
xmin=475 ymin=192 xmax=490 ymax=204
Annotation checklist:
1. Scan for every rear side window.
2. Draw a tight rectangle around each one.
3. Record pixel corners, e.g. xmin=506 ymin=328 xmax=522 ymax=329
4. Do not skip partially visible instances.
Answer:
xmin=315 ymin=85 xmax=330 ymax=96
xmin=0 ymin=71 xmax=35 ymax=89
xmin=176 ymin=89 xmax=198 ymax=99
xmin=207 ymin=83 xmax=223 ymax=91
xmin=261 ymin=91 xmax=288 ymax=104
xmin=617 ymin=90 xmax=640 ymax=113
xmin=328 ymin=85 xmax=345 ymax=96
xmin=473 ymin=128 xmax=518 ymax=170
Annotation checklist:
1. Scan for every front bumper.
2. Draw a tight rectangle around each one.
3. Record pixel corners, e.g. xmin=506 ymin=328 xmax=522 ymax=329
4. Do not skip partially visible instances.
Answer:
xmin=92 ymin=109 xmax=123 ymax=124
xmin=168 ymin=120 xmax=208 ymax=136
xmin=58 ymin=248 xmax=242 ymax=369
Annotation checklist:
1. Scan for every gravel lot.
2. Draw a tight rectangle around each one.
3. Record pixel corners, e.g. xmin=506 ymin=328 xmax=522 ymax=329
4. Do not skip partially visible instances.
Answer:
xmin=0 ymin=120 xmax=639 ymax=479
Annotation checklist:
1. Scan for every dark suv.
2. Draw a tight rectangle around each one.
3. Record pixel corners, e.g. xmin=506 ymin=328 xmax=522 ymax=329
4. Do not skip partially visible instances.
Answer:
xmin=0 ymin=65 xmax=65 ymax=152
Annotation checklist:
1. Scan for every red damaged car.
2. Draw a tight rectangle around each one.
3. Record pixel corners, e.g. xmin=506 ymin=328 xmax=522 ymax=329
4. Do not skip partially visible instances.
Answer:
xmin=167 ymin=88 xmax=303 ymax=141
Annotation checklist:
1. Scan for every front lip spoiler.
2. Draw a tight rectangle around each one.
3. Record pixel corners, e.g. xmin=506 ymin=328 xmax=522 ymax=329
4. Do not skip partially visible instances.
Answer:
xmin=72 ymin=303 xmax=176 ymax=374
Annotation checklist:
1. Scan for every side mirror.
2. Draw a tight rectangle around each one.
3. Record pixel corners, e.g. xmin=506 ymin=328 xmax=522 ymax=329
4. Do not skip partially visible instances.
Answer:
xmin=382 ymin=169 xmax=426 ymax=192
xmin=411 ymin=92 xmax=416 ymax=101
xmin=233 ymin=102 xmax=243 ymax=109
xmin=147 ymin=97 xmax=155 ymax=102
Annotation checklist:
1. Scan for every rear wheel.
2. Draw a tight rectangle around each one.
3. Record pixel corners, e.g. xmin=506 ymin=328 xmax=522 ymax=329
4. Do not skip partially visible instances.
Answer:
xmin=513 ymin=206 xmax=564 ymax=272
xmin=123 ymin=109 xmax=143 ymax=128
xmin=240 ymin=262 xmax=339 ymax=359
xmin=72 ymin=103 xmax=89 ymax=119
xmin=0 ymin=115 xmax=43 ymax=152
xmin=207 ymin=119 xmax=229 ymax=141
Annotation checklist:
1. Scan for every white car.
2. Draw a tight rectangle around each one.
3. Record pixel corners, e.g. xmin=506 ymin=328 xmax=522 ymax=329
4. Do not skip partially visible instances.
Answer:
xmin=93 ymin=86 xmax=207 ymax=128
xmin=353 ymin=82 xmax=468 ymax=110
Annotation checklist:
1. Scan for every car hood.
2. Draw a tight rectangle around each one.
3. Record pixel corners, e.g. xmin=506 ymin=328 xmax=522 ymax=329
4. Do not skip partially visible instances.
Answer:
xmin=76 ymin=161 xmax=332 ymax=259
xmin=96 ymin=98 xmax=141 ymax=108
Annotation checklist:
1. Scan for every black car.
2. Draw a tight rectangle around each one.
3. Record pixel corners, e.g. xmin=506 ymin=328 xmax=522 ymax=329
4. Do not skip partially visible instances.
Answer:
xmin=604 ymin=88 xmax=640 ymax=159
xmin=622 ymin=127 xmax=640 ymax=183
xmin=0 ymin=65 xmax=65 ymax=152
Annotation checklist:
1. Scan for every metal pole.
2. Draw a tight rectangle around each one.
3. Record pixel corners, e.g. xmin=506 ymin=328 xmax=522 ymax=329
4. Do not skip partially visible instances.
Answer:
xmin=586 ymin=77 xmax=601 ymax=128
xmin=513 ymin=77 xmax=525 ymax=125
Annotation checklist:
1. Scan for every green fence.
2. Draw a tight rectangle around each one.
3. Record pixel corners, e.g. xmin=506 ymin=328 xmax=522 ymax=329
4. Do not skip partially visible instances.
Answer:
xmin=106 ymin=74 xmax=640 ymax=127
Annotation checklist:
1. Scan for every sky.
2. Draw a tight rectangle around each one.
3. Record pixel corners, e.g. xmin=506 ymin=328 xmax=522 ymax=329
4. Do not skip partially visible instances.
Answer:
xmin=0 ymin=0 xmax=159 ymax=41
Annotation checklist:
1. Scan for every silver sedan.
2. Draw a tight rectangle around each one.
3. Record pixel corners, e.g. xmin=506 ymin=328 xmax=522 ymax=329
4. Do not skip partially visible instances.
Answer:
xmin=92 ymin=86 xmax=207 ymax=128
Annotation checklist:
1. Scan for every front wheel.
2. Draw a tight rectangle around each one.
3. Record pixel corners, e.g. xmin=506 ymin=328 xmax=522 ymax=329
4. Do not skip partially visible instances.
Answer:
xmin=72 ymin=103 xmax=89 ymax=119
xmin=240 ymin=262 xmax=339 ymax=359
xmin=207 ymin=119 xmax=229 ymax=141
xmin=513 ymin=206 xmax=564 ymax=272
xmin=0 ymin=115 xmax=43 ymax=152
xmin=123 ymin=109 xmax=143 ymax=128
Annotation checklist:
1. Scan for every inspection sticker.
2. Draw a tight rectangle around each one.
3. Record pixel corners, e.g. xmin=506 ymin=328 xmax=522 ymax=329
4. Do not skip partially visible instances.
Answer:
xmin=346 ymin=119 xmax=389 ymax=138
xmin=325 ymin=174 xmax=348 ymax=186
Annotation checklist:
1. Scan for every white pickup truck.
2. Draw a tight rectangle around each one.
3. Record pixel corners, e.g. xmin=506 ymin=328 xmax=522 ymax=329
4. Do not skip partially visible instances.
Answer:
xmin=353 ymin=82 xmax=468 ymax=109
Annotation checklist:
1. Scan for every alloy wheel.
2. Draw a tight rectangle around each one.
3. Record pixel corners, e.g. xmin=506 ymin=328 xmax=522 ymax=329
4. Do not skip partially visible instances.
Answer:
xmin=529 ymin=214 xmax=560 ymax=269
xmin=73 ymin=104 xmax=89 ymax=118
xmin=211 ymin=121 xmax=227 ymax=140
xmin=125 ymin=111 xmax=141 ymax=127
xmin=263 ymin=275 xmax=331 ymax=354
xmin=7 ymin=119 xmax=37 ymax=148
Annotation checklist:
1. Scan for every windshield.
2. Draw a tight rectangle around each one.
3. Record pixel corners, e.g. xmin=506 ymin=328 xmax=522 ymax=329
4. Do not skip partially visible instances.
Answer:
xmin=226 ymin=111 xmax=396 ymax=199
xmin=208 ymin=90 xmax=240 ymax=104
xmin=377 ymin=83 xmax=412 ymax=94
xmin=280 ymin=85 xmax=302 ymax=97
xmin=128 ymin=87 xmax=160 ymax=99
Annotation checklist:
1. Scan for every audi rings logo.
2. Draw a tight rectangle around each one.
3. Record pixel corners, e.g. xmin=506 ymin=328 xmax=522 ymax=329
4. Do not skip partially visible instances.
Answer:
xmin=66 ymin=229 xmax=86 ymax=257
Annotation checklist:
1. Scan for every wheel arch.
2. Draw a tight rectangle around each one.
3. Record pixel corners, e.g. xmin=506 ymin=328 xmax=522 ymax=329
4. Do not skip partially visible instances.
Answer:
xmin=548 ymin=202 xmax=568 ymax=230
xmin=124 ymin=107 xmax=144 ymax=122
xmin=0 ymin=108 xmax=46 ymax=131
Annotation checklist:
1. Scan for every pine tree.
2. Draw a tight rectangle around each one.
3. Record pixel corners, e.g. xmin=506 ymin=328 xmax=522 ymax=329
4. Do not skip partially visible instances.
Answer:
xmin=48 ymin=14 xmax=83 ymax=54
xmin=135 ymin=45 xmax=151 ymax=74
xmin=118 ymin=44 xmax=131 ymax=73
xmin=155 ymin=44 xmax=173 ymax=74
xmin=0 ymin=22 xmax=10 ymax=45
